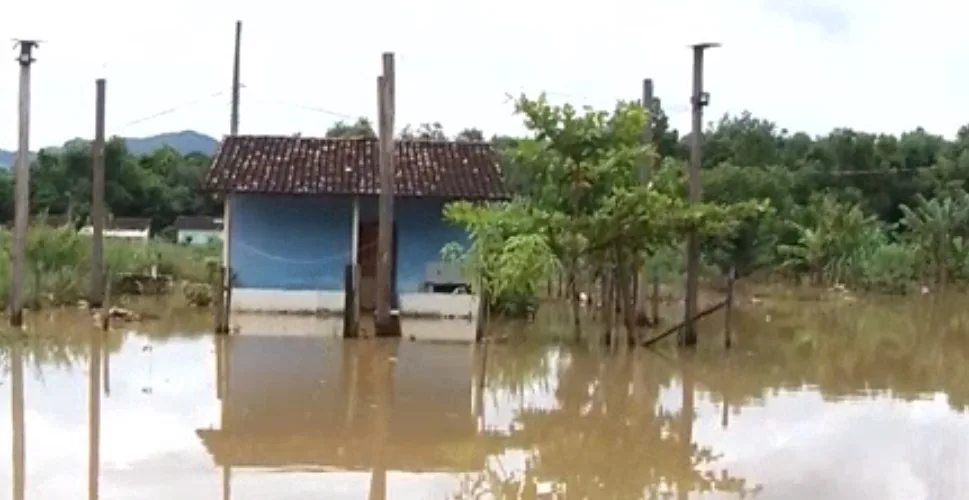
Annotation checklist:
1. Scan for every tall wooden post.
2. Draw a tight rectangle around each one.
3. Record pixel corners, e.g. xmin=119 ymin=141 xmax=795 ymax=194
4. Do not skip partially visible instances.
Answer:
xmin=90 ymin=78 xmax=107 ymax=308
xmin=10 ymin=41 xmax=39 ymax=327
xmin=724 ymin=265 xmax=735 ymax=349
xmin=375 ymin=52 xmax=396 ymax=336
xmin=636 ymin=78 xmax=655 ymax=332
xmin=221 ymin=20 xmax=242 ymax=329
xmin=215 ymin=266 xmax=228 ymax=333
xmin=682 ymin=43 xmax=719 ymax=347
xmin=230 ymin=21 xmax=241 ymax=137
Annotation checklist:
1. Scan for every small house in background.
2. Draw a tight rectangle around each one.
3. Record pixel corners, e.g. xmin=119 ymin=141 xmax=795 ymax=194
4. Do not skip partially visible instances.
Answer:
xmin=204 ymin=135 xmax=507 ymax=325
xmin=174 ymin=215 xmax=223 ymax=245
xmin=80 ymin=216 xmax=151 ymax=240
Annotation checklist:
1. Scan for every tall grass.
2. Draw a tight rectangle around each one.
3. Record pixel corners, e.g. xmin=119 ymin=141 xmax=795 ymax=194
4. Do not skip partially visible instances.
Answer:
xmin=0 ymin=224 xmax=219 ymax=309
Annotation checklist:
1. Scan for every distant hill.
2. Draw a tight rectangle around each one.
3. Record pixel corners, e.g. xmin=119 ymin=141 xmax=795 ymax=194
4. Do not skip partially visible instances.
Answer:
xmin=0 ymin=130 xmax=219 ymax=168
xmin=124 ymin=130 xmax=219 ymax=156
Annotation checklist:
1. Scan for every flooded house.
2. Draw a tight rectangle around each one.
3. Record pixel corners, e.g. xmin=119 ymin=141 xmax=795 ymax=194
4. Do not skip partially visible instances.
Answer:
xmin=203 ymin=135 xmax=507 ymax=328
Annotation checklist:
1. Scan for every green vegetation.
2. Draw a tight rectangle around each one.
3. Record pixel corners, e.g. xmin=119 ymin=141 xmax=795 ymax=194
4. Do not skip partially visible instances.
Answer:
xmin=0 ymin=137 xmax=221 ymax=311
xmin=0 ymin=222 xmax=218 ymax=310
xmin=439 ymin=96 xmax=764 ymax=336
xmin=7 ymin=99 xmax=969 ymax=318
xmin=377 ymin=96 xmax=969 ymax=328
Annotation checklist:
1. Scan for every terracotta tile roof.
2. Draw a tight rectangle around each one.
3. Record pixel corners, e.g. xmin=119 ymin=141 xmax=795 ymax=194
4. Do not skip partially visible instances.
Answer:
xmin=203 ymin=135 xmax=508 ymax=199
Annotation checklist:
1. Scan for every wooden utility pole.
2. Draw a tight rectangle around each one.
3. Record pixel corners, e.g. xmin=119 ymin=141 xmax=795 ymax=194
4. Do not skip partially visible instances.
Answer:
xmin=681 ymin=43 xmax=719 ymax=347
xmin=218 ymin=20 xmax=242 ymax=334
xmin=10 ymin=40 xmax=39 ymax=327
xmin=639 ymin=79 xmax=654 ymax=183
xmin=230 ymin=21 xmax=241 ymax=136
xmin=637 ymin=78 xmax=655 ymax=331
xmin=375 ymin=52 xmax=396 ymax=336
xmin=89 ymin=78 xmax=107 ymax=308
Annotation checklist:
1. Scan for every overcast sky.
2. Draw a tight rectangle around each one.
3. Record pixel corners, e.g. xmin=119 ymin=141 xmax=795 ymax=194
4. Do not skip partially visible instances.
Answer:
xmin=1 ymin=0 xmax=967 ymax=150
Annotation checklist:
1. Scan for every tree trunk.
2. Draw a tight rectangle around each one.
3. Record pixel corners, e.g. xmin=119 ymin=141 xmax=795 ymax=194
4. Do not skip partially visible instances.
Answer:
xmin=568 ymin=268 xmax=581 ymax=341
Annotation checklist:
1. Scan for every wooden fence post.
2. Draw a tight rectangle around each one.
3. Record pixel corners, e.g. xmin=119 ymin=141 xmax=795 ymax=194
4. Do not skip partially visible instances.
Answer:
xmin=475 ymin=285 xmax=489 ymax=343
xmin=224 ymin=266 xmax=233 ymax=330
xmin=100 ymin=268 xmax=111 ymax=331
xmin=214 ymin=266 xmax=228 ymax=334
xmin=343 ymin=264 xmax=359 ymax=338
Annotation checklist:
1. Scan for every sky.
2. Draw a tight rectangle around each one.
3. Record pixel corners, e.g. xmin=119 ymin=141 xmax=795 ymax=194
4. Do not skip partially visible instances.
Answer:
xmin=0 ymin=0 xmax=968 ymax=149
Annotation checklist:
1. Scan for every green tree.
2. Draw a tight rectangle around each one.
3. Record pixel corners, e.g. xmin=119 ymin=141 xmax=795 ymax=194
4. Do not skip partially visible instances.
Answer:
xmin=325 ymin=118 xmax=376 ymax=138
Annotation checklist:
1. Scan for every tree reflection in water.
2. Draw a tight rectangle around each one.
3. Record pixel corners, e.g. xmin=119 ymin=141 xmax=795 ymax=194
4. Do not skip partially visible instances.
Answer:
xmin=453 ymin=346 xmax=759 ymax=499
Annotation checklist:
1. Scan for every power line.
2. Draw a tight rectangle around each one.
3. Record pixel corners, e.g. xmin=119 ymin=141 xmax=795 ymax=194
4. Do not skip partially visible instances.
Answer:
xmin=505 ymin=88 xmax=692 ymax=114
xmin=240 ymin=86 xmax=361 ymax=120
xmin=244 ymin=98 xmax=360 ymax=121
xmin=114 ymin=89 xmax=234 ymax=131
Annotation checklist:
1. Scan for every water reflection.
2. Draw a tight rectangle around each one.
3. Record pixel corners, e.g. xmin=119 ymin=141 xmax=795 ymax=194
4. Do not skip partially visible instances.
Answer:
xmin=11 ymin=338 xmax=24 ymax=500
xmin=0 ymin=297 xmax=967 ymax=498
xmin=88 ymin=329 xmax=102 ymax=500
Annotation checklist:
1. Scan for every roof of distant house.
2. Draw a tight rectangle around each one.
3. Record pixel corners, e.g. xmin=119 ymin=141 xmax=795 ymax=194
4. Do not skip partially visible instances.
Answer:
xmin=174 ymin=216 xmax=223 ymax=231
xmin=104 ymin=217 xmax=151 ymax=231
xmin=203 ymin=135 xmax=508 ymax=200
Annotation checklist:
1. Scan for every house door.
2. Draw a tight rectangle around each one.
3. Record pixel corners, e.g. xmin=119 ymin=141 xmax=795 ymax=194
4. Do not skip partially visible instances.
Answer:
xmin=356 ymin=222 xmax=396 ymax=312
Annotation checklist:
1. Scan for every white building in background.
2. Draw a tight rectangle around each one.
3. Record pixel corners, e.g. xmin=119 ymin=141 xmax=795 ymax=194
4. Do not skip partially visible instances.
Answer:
xmin=80 ymin=216 xmax=151 ymax=240
xmin=174 ymin=215 xmax=223 ymax=245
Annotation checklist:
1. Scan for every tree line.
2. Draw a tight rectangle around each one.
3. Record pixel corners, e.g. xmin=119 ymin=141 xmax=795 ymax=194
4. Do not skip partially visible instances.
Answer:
xmin=4 ymin=97 xmax=968 ymax=294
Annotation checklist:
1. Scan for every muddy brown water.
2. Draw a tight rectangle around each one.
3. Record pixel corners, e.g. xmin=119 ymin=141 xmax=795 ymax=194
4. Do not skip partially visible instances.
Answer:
xmin=0 ymin=295 xmax=968 ymax=499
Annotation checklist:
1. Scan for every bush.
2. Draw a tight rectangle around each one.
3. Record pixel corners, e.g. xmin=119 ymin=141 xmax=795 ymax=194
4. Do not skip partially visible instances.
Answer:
xmin=491 ymin=289 xmax=539 ymax=319
xmin=182 ymin=282 xmax=214 ymax=307
xmin=0 ymin=224 xmax=221 ymax=310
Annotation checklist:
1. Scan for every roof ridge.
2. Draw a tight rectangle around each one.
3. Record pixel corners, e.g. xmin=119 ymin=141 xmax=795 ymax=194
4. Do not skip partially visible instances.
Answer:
xmin=204 ymin=136 xmax=509 ymax=199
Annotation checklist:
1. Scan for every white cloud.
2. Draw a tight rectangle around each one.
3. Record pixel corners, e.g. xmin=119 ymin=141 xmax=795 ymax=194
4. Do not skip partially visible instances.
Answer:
xmin=0 ymin=0 xmax=966 ymax=149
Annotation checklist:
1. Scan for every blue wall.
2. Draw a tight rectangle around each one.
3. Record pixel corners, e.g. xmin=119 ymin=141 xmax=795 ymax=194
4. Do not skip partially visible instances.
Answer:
xmin=229 ymin=194 xmax=468 ymax=291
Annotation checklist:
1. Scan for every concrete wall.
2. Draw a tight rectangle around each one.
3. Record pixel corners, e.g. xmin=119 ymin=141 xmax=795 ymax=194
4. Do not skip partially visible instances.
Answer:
xmin=229 ymin=194 xmax=469 ymax=292
xmin=79 ymin=226 xmax=149 ymax=240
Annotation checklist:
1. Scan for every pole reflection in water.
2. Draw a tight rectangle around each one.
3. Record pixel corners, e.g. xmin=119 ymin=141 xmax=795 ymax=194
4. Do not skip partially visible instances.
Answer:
xmin=89 ymin=330 xmax=103 ymax=500
xmin=368 ymin=340 xmax=398 ymax=500
xmin=677 ymin=356 xmax=696 ymax=500
xmin=102 ymin=333 xmax=111 ymax=397
xmin=11 ymin=340 xmax=25 ymax=500
xmin=216 ymin=334 xmax=232 ymax=500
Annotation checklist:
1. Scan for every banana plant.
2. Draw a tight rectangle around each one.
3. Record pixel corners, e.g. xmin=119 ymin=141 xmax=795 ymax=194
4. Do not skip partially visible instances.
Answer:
xmin=898 ymin=189 xmax=969 ymax=285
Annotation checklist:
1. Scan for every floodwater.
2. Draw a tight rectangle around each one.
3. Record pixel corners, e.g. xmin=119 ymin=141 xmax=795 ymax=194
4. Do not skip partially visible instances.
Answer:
xmin=1 ymin=295 xmax=969 ymax=499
